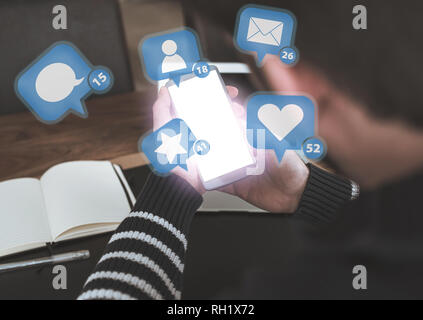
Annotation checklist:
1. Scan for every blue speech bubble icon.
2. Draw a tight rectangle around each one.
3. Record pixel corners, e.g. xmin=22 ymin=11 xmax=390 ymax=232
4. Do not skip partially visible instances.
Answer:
xmin=235 ymin=5 xmax=297 ymax=65
xmin=247 ymin=94 xmax=315 ymax=161
xmin=15 ymin=41 xmax=113 ymax=124
xmin=140 ymin=119 xmax=197 ymax=175
xmin=139 ymin=28 xmax=201 ymax=86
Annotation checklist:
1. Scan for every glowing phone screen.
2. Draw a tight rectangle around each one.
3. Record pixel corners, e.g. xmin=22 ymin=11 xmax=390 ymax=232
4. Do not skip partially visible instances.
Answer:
xmin=168 ymin=69 xmax=255 ymax=185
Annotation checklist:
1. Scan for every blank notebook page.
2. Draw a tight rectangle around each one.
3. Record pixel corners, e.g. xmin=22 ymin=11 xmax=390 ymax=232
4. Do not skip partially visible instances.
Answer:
xmin=40 ymin=161 xmax=131 ymax=240
xmin=0 ymin=178 xmax=51 ymax=256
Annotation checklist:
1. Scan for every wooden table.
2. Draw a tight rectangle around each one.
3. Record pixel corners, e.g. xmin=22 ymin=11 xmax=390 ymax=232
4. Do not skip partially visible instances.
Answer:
xmin=0 ymin=90 xmax=157 ymax=181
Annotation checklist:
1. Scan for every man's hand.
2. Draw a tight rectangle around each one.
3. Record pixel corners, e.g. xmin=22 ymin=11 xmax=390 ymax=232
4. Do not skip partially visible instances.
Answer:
xmin=152 ymin=86 xmax=309 ymax=212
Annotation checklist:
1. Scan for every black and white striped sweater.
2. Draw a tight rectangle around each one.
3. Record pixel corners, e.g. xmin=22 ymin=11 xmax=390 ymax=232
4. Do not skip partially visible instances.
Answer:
xmin=78 ymin=173 xmax=202 ymax=300
xmin=78 ymin=164 xmax=356 ymax=300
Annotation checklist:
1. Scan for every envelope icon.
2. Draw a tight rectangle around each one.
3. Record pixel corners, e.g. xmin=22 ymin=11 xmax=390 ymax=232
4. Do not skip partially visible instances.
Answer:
xmin=247 ymin=17 xmax=283 ymax=46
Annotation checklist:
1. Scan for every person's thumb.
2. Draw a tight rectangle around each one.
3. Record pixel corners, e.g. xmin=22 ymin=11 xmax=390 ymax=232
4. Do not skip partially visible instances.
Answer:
xmin=153 ymin=87 xmax=174 ymax=130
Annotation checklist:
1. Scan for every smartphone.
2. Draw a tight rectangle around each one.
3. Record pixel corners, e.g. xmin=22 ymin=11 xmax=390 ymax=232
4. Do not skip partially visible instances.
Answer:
xmin=166 ymin=66 xmax=255 ymax=190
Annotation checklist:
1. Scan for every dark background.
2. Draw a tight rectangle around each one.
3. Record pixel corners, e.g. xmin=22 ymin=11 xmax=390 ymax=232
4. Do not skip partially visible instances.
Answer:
xmin=183 ymin=0 xmax=423 ymax=128
xmin=0 ymin=0 xmax=133 ymax=114
xmin=1 ymin=0 xmax=423 ymax=299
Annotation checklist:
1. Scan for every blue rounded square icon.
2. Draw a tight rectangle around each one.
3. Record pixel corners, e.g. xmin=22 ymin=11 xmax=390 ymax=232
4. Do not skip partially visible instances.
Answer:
xmin=140 ymin=29 xmax=201 ymax=85
xmin=247 ymin=94 xmax=315 ymax=161
xmin=235 ymin=5 xmax=297 ymax=64
xmin=141 ymin=119 xmax=197 ymax=175
xmin=15 ymin=41 xmax=113 ymax=124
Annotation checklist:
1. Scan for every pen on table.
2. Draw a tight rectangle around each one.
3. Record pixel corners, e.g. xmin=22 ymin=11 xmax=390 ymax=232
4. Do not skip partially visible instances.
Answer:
xmin=0 ymin=250 xmax=90 ymax=274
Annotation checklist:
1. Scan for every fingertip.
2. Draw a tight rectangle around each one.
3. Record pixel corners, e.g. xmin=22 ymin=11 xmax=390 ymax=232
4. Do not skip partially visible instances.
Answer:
xmin=226 ymin=86 xmax=239 ymax=99
xmin=158 ymin=86 xmax=168 ymax=95
xmin=153 ymin=87 xmax=173 ymax=130
xmin=157 ymin=85 xmax=169 ymax=97
xmin=154 ymin=87 xmax=172 ymax=113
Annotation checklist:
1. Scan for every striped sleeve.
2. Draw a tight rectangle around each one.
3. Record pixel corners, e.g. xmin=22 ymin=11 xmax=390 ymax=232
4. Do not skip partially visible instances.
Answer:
xmin=78 ymin=173 xmax=203 ymax=300
xmin=295 ymin=163 xmax=359 ymax=224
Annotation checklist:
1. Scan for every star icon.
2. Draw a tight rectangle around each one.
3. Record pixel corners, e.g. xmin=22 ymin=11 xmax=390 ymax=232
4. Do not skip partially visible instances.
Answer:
xmin=154 ymin=132 xmax=187 ymax=164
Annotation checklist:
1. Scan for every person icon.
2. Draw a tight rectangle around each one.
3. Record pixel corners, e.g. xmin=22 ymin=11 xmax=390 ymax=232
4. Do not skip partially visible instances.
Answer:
xmin=161 ymin=40 xmax=187 ymax=73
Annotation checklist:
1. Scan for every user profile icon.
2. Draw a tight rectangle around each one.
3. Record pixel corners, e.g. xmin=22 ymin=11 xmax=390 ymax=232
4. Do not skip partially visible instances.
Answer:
xmin=140 ymin=28 xmax=202 ymax=85
xmin=161 ymin=40 xmax=187 ymax=73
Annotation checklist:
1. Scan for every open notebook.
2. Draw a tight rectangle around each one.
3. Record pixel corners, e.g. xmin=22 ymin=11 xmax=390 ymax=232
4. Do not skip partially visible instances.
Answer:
xmin=0 ymin=161 xmax=135 ymax=258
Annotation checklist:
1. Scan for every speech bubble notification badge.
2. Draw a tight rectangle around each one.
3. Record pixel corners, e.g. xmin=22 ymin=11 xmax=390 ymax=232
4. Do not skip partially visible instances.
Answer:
xmin=15 ymin=41 xmax=113 ymax=124
xmin=35 ymin=63 xmax=84 ymax=102
xmin=139 ymin=28 xmax=202 ymax=86
xmin=140 ymin=119 xmax=197 ymax=175
xmin=247 ymin=94 xmax=315 ymax=161
xmin=234 ymin=5 xmax=297 ymax=65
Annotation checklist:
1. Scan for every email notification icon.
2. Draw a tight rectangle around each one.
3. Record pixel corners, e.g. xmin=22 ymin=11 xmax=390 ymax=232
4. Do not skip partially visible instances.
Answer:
xmin=247 ymin=17 xmax=283 ymax=46
xmin=235 ymin=5 xmax=297 ymax=64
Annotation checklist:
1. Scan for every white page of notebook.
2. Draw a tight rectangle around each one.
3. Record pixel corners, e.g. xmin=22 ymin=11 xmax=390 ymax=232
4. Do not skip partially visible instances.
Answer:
xmin=0 ymin=178 xmax=52 ymax=256
xmin=40 ymin=161 xmax=132 ymax=240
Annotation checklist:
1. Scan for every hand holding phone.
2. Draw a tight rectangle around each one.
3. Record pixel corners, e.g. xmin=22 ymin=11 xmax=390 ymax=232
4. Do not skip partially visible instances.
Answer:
xmin=152 ymin=85 xmax=243 ymax=194
xmin=152 ymin=78 xmax=309 ymax=212
xmin=167 ymin=67 xmax=256 ymax=190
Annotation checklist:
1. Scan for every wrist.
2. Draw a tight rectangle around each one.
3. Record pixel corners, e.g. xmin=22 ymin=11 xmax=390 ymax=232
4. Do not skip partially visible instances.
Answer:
xmin=173 ymin=167 xmax=206 ymax=195
xmin=295 ymin=163 xmax=357 ymax=224
xmin=286 ymin=162 xmax=310 ymax=213
xmin=134 ymin=173 xmax=203 ymax=230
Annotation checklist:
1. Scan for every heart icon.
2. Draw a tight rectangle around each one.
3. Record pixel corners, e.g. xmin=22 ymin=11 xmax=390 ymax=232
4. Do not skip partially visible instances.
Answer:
xmin=257 ymin=103 xmax=304 ymax=141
